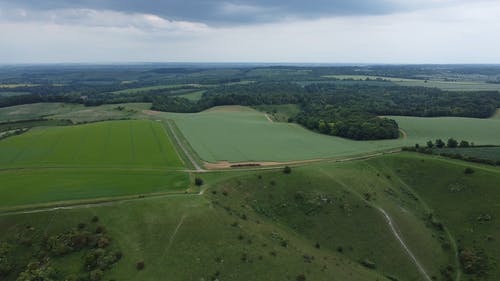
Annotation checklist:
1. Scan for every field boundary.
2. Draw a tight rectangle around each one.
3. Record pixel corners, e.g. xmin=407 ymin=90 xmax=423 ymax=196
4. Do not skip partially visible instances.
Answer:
xmin=0 ymin=190 xmax=200 ymax=216
xmin=164 ymin=119 xmax=205 ymax=171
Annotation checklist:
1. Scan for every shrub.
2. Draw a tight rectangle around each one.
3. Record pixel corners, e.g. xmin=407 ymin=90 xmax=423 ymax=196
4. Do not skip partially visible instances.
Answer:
xmin=136 ymin=261 xmax=145 ymax=270
xmin=91 ymin=216 xmax=99 ymax=223
xmin=464 ymin=167 xmax=475 ymax=174
xmin=296 ymin=274 xmax=306 ymax=281
xmin=194 ymin=177 xmax=204 ymax=186
xmin=283 ymin=166 xmax=292 ymax=174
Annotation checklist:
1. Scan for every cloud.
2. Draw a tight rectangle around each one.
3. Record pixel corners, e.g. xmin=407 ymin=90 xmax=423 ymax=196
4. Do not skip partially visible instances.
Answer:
xmin=0 ymin=8 xmax=209 ymax=32
xmin=0 ymin=0 xmax=499 ymax=63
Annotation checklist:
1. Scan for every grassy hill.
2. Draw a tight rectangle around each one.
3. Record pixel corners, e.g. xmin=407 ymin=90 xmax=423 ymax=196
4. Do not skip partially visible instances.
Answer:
xmin=3 ymin=153 xmax=498 ymax=280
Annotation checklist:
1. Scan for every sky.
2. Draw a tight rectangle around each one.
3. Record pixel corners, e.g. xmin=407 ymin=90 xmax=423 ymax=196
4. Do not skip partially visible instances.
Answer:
xmin=0 ymin=0 xmax=499 ymax=64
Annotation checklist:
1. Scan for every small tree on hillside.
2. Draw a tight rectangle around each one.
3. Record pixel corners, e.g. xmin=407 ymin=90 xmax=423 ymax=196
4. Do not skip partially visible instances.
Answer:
xmin=426 ymin=140 xmax=434 ymax=148
xmin=195 ymin=177 xmax=204 ymax=186
xmin=435 ymin=139 xmax=445 ymax=148
xmin=459 ymin=140 xmax=470 ymax=148
xmin=447 ymin=138 xmax=458 ymax=148
xmin=283 ymin=166 xmax=292 ymax=174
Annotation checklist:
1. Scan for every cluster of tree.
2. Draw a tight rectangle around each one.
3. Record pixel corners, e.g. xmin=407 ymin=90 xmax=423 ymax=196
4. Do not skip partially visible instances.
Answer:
xmin=295 ymin=107 xmax=399 ymax=140
xmin=0 ymin=217 xmax=122 ymax=281
xmin=423 ymin=138 xmax=472 ymax=149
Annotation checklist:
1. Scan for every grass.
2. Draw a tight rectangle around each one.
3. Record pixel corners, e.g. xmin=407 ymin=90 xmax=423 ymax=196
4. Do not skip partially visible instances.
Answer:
xmin=3 ymin=153 xmax=491 ymax=280
xmin=0 ymin=84 xmax=40 ymax=88
xmin=322 ymin=75 xmax=419 ymax=82
xmin=0 ymin=120 xmax=187 ymax=208
xmin=113 ymin=84 xmax=206 ymax=94
xmin=0 ymin=103 xmax=81 ymax=122
xmin=0 ymin=102 xmax=151 ymax=123
xmin=382 ymin=153 xmax=500 ymax=280
xmin=161 ymin=106 xmax=500 ymax=163
xmin=174 ymin=90 xmax=205 ymax=101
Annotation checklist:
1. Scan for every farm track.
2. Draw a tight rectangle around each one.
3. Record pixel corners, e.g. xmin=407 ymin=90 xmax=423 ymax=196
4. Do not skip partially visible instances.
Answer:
xmin=0 ymin=192 xmax=201 ymax=217
xmin=165 ymin=120 xmax=204 ymax=172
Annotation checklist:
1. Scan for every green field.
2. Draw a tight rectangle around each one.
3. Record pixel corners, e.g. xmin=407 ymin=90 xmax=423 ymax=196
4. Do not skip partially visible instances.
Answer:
xmin=113 ymin=84 xmax=206 ymax=94
xmin=322 ymin=75 xmax=500 ymax=91
xmin=164 ymin=106 xmax=500 ymax=163
xmin=0 ymin=120 xmax=187 ymax=208
xmin=174 ymin=90 xmax=205 ymax=101
xmin=0 ymin=103 xmax=81 ymax=122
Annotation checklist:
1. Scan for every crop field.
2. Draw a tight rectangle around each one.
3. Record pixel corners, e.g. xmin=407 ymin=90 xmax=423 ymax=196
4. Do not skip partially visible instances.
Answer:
xmin=0 ymin=102 xmax=151 ymax=123
xmin=433 ymin=146 xmax=500 ymax=161
xmin=321 ymin=75 xmax=500 ymax=91
xmin=0 ymin=120 xmax=187 ymax=208
xmin=0 ymin=119 xmax=183 ymax=169
xmin=113 ymin=84 xmax=207 ymax=94
xmin=164 ymin=106 xmax=500 ymax=163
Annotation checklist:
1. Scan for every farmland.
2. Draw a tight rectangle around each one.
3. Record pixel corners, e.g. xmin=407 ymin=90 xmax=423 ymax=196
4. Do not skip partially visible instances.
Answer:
xmin=163 ymin=106 xmax=500 ymax=163
xmin=1 ymin=65 xmax=500 ymax=281
xmin=433 ymin=146 xmax=500 ymax=162
xmin=322 ymin=75 xmax=500 ymax=91
xmin=0 ymin=120 xmax=188 ymax=208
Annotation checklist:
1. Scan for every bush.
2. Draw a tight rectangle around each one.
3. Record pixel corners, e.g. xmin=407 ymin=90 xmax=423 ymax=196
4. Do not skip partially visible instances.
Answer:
xmin=283 ymin=166 xmax=292 ymax=174
xmin=296 ymin=274 xmax=306 ymax=281
xmin=91 ymin=216 xmax=99 ymax=223
xmin=194 ymin=177 xmax=204 ymax=186
xmin=136 ymin=261 xmax=145 ymax=270
xmin=464 ymin=167 xmax=475 ymax=174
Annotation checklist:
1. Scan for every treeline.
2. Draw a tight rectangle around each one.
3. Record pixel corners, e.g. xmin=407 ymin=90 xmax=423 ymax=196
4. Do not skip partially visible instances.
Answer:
xmin=2 ymin=81 xmax=500 ymax=141
xmin=304 ymin=84 xmax=500 ymax=118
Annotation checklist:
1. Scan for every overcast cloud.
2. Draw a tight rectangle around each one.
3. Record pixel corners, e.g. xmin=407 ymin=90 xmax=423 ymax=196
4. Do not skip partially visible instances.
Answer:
xmin=0 ymin=0 xmax=499 ymax=63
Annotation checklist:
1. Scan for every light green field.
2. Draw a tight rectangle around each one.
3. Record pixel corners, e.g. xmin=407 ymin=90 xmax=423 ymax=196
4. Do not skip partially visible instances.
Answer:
xmin=0 ymin=103 xmax=81 ymax=122
xmin=0 ymin=120 xmax=187 ymax=208
xmin=0 ymin=84 xmax=40 ymax=88
xmin=322 ymin=75 xmax=500 ymax=91
xmin=322 ymin=75 xmax=418 ymax=82
xmin=0 ymin=102 xmax=151 ymax=123
xmin=164 ymin=106 xmax=500 ymax=163
xmin=174 ymin=90 xmax=205 ymax=101
xmin=113 ymin=84 xmax=205 ymax=94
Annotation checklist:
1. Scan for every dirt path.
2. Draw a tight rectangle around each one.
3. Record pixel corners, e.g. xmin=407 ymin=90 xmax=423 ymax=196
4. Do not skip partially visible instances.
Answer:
xmin=165 ymin=120 xmax=204 ymax=172
xmin=399 ymin=128 xmax=408 ymax=139
xmin=0 ymin=192 xmax=201 ymax=217
xmin=162 ymin=214 xmax=187 ymax=259
xmin=324 ymin=175 xmax=432 ymax=281
xmin=264 ymin=114 xmax=273 ymax=123
xmin=377 ymin=207 xmax=432 ymax=281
